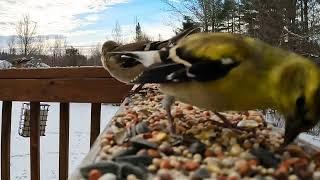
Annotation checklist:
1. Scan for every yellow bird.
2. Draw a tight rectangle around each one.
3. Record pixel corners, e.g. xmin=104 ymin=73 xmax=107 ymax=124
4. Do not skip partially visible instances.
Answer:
xmin=108 ymin=32 xmax=320 ymax=145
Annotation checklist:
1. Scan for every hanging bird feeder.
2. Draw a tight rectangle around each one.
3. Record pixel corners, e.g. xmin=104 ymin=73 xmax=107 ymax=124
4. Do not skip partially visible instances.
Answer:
xmin=18 ymin=103 xmax=50 ymax=137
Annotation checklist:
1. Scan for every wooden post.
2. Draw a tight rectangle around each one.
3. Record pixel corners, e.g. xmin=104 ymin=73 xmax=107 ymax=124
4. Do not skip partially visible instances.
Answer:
xmin=1 ymin=101 xmax=12 ymax=180
xmin=90 ymin=103 xmax=101 ymax=147
xmin=30 ymin=102 xmax=40 ymax=180
xmin=59 ymin=103 xmax=70 ymax=180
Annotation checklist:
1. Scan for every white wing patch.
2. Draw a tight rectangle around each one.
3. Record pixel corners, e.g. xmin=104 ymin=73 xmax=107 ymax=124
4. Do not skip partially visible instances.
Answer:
xmin=186 ymin=69 xmax=196 ymax=78
xmin=221 ymin=58 xmax=234 ymax=65
xmin=144 ymin=42 xmax=152 ymax=51
xmin=122 ymin=51 xmax=162 ymax=67
xmin=166 ymin=72 xmax=175 ymax=80
xmin=169 ymin=46 xmax=192 ymax=67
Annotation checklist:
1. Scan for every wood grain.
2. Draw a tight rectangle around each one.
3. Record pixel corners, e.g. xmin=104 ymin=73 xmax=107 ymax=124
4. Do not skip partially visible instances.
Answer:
xmin=0 ymin=67 xmax=112 ymax=79
xmin=1 ymin=101 xmax=12 ymax=180
xmin=30 ymin=102 xmax=40 ymax=180
xmin=0 ymin=78 xmax=132 ymax=103
xmin=90 ymin=103 xmax=101 ymax=147
xmin=59 ymin=103 xmax=70 ymax=180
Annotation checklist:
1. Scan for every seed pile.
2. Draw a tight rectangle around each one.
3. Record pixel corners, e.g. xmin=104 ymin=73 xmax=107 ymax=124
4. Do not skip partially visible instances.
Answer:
xmin=81 ymin=84 xmax=320 ymax=180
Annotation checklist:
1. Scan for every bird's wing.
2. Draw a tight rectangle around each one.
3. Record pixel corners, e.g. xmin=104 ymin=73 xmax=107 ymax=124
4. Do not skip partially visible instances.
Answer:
xmin=107 ymin=50 xmax=169 ymax=67
xmin=145 ymin=27 xmax=201 ymax=50
xmin=130 ymin=57 xmax=240 ymax=83
xmin=109 ymin=33 xmax=250 ymax=84
xmin=166 ymin=27 xmax=201 ymax=47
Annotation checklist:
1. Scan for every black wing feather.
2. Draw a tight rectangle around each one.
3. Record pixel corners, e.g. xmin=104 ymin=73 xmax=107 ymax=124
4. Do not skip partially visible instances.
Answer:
xmin=131 ymin=59 xmax=240 ymax=84
xmin=189 ymin=60 xmax=240 ymax=81
xmin=131 ymin=63 xmax=186 ymax=83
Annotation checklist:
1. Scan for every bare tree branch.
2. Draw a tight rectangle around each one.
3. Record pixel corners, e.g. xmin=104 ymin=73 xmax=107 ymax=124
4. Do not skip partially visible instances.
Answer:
xmin=16 ymin=14 xmax=38 ymax=56
xmin=112 ymin=21 xmax=123 ymax=44
xmin=7 ymin=36 xmax=16 ymax=55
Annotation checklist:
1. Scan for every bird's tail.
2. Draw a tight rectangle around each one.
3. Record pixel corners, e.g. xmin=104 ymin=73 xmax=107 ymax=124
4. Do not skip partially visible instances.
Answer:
xmin=167 ymin=27 xmax=201 ymax=46
xmin=145 ymin=27 xmax=201 ymax=50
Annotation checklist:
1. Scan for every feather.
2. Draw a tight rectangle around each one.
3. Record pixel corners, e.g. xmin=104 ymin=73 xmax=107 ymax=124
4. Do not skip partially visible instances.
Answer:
xmin=130 ymin=58 xmax=240 ymax=83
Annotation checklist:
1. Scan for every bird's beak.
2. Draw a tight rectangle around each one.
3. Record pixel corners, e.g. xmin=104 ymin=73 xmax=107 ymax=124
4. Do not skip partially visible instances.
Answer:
xmin=284 ymin=118 xmax=301 ymax=145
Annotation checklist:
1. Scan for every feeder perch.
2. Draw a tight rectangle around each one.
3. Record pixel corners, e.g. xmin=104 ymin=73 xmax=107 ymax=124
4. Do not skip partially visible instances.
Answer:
xmin=18 ymin=103 xmax=50 ymax=137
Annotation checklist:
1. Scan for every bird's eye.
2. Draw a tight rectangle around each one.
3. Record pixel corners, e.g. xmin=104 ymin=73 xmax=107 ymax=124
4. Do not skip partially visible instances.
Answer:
xmin=303 ymin=119 xmax=316 ymax=130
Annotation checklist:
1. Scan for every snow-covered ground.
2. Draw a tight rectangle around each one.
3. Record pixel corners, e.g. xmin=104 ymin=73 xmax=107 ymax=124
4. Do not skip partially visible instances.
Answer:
xmin=0 ymin=102 xmax=119 ymax=180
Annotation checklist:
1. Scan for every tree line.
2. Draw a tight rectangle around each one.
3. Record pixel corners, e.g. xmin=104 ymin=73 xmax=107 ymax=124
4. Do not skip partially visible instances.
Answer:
xmin=0 ymin=14 xmax=101 ymax=67
xmin=4 ymin=2 xmax=314 ymax=67
xmin=0 ymin=15 xmax=152 ymax=67
xmin=165 ymin=0 xmax=320 ymax=60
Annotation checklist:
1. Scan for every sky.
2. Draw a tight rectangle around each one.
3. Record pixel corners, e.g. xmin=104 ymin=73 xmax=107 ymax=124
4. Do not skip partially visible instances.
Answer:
xmin=0 ymin=0 xmax=181 ymax=51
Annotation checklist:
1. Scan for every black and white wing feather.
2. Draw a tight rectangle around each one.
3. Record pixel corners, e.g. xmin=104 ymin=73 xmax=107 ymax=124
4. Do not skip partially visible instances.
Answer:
xmin=130 ymin=58 xmax=240 ymax=83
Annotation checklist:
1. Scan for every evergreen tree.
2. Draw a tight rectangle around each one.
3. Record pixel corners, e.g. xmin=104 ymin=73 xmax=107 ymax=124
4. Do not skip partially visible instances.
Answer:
xmin=134 ymin=21 xmax=151 ymax=42
xmin=176 ymin=16 xmax=198 ymax=34
xmin=135 ymin=22 xmax=143 ymax=42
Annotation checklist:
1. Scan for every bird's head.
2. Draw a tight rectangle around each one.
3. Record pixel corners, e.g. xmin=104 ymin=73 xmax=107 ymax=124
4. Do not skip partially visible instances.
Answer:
xmin=101 ymin=41 xmax=146 ymax=83
xmin=283 ymin=92 xmax=320 ymax=145
xmin=101 ymin=41 xmax=119 ymax=73
xmin=101 ymin=41 xmax=119 ymax=56
xmin=277 ymin=60 xmax=320 ymax=145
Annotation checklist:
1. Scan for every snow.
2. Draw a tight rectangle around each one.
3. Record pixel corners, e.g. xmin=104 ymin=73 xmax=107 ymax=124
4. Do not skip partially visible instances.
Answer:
xmin=23 ymin=61 xmax=50 ymax=68
xmin=264 ymin=110 xmax=320 ymax=147
xmin=18 ymin=57 xmax=50 ymax=68
xmin=0 ymin=60 xmax=12 ymax=69
xmin=299 ymin=133 xmax=320 ymax=147
xmin=0 ymin=102 xmax=119 ymax=180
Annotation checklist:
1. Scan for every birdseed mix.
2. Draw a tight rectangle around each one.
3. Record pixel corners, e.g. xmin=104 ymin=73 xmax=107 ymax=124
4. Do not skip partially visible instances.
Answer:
xmin=80 ymin=84 xmax=320 ymax=180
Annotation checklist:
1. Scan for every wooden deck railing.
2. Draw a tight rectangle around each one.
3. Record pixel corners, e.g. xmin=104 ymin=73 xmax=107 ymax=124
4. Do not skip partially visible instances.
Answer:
xmin=0 ymin=67 xmax=133 ymax=180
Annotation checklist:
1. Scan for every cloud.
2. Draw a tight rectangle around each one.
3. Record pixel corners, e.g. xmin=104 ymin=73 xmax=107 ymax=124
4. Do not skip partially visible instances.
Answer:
xmin=0 ymin=0 xmax=180 ymax=50
xmin=103 ymin=21 xmax=177 ymax=43
xmin=0 ymin=0 xmax=129 ymax=36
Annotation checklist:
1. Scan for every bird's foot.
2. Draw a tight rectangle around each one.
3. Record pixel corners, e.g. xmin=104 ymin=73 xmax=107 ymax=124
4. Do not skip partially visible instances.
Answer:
xmin=213 ymin=111 xmax=235 ymax=128
xmin=162 ymin=95 xmax=176 ymax=133
xmin=169 ymin=122 xmax=176 ymax=134
xmin=122 ymin=84 xmax=145 ymax=103
xmin=127 ymin=84 xmax=144 ymax=97
xmin=170 ymin=133 xmax=184 ymax=145
xmin=213 ymin=111 xmax=249 ymax=133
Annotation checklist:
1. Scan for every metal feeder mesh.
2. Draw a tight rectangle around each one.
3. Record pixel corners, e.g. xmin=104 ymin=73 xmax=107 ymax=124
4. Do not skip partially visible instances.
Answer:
xmin=18 ymin=103 xmax=50 ymax=137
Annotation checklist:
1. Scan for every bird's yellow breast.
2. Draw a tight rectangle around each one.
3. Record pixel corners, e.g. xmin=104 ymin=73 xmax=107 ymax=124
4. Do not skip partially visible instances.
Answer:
xmin=160 ymin=62 xmax=274 ymax=111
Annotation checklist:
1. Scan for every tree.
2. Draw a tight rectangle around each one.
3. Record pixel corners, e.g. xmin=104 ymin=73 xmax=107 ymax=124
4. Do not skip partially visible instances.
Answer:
xmin=0 ymin=50 xmax=10 ymax=60
xmin=163 ymin=0 xmax=236 ymax=32
xmin=175 ymin=16 xmax=198 ymax=33
xmin=163 ymin=0 xmax=320 ymax=57
xmin=240 ymin=0 xmax=320 ymax=56
xmin=112 ymin=21 xmax=123 ymax=44
xmin=66 ymin=46 xmax=80 ymax=56
xmin=7 ymin=36 xmax=16 ymax=55
xmin=134 ymin=21 xmax=151 ymax=42
xmin=135 ymin=22 xmax=143 ymax=42
xmin=87 ymin=43 xmax=102 ymax=66
xmin=50 ymin=36 xmax=67 ymax=66
xmin=34 ymin=36 xmax=47 ymax=55
xmin=16 ymin=14 xmax=37 ymax=56
xmin=64 ymin=46 xmax=87 ymax=66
